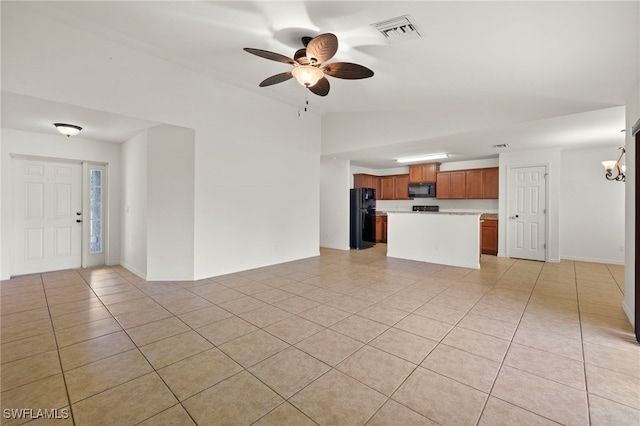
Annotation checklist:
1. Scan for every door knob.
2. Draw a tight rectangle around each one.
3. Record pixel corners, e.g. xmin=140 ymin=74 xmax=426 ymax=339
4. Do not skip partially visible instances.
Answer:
xmin=76 ymin=212 xmax=82 ymax=216
xmin=76 ymin=219 xmax=83 ymax=223
xmin=509 ymin=214 xmax=519 ymax=219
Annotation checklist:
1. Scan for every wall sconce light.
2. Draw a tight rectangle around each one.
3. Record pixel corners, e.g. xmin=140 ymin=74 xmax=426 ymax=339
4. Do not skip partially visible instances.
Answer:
xmin=602 ymin=147 xmax=626 ymax=182
xmin=54 ymin=123 xmax=82 ymax=137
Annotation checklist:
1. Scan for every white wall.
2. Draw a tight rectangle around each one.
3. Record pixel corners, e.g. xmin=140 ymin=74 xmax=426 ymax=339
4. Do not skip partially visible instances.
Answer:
xmin=1 ymin=128 xmax=122 ymax=279
xmin=320 ymin=158 xmax=350 ymax=250
xmin=120 ymin=131 xmax=148 ymax=278
xmin=499 ymin=148 xmax=562 ymax=262
xmin=560 ymin=146 xmax=625 ymax=264
xmin=146 ymin=125 xmax=195 ymax=281
xmin=439 ymin=158 xmax=499 ymax=171
xmin=623 ymin=78 xmax=639 ymax=326
xmin=2 ymin=4 xmax=321 ymax=280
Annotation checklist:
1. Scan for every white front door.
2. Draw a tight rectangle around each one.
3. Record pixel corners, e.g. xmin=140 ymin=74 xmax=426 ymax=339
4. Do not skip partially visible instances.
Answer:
xmin=509 ymin=166 xmax=547 ymax=261
xmin=13 ymin=158 xmax=83 ymax=275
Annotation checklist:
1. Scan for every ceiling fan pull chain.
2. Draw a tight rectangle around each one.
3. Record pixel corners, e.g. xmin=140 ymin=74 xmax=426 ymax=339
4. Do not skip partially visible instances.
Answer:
xmin=298 ymin=92 xmax=309 ymax=120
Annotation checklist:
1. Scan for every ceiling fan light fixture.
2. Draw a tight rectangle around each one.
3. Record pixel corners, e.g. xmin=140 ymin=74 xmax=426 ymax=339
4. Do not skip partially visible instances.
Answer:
xmin=291 ymin=65 xmax=324 ymax=88
xmin=397 ymin=153 xmax=448 ymax=163
xmin=54 ymin=123 xmax=82 ymax=137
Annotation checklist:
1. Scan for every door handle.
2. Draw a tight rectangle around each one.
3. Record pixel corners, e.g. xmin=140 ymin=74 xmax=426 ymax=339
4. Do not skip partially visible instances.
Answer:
xmin=509 ymin=214 xmax=519 ymax=219
xmin=76 ymin=219 xmax=83 ymax=223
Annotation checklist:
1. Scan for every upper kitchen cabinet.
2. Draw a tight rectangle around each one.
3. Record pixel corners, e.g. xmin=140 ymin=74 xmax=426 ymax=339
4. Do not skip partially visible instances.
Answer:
xmin=465 ymin=167 xmax=499 ymax=199
xmin=482 ymin=168 xmax=499 ymax=199
xmin=436 ymin=171 xmax=466 ymax=199
xmin=395 ymin=174 xmax=410 ymax=199
xmin=380 ymin=174 xmax=410 ymax=200
xmin=408 ymin=163 xmax=440 ymax=183
xmin=353 ymin=173 xmax=381 ymax=195
xmin=354 ymin=173 xmax=374 ymax=188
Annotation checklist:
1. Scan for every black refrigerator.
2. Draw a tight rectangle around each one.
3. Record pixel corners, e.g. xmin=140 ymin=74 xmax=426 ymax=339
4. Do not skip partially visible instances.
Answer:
xmin=350 ymin=188 xmax=376 ymax=249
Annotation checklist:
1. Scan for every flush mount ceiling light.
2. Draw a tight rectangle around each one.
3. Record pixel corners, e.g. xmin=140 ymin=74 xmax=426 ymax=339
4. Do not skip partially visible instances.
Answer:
xmin=54 ymin=123 xmax=82 ymax=137
xmin=602 ymin=146 xmax=626 ymax=182
xmin=397 ymin=153 xmax=448 ymax=163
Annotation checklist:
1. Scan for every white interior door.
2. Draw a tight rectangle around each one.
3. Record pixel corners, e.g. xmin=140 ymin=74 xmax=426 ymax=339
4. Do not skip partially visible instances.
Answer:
xmin=509 ymin=166 xmax=547 ymax=261
xmin=13 ymin=158 xmax=83 ymax=275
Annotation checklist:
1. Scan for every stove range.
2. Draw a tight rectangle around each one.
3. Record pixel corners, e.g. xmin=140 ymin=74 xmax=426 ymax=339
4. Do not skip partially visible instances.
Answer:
xmin=412 ymin=205 xmax=439 ymax=212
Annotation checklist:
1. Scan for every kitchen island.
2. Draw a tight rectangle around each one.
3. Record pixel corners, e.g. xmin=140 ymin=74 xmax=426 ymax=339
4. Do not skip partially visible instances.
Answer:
xmin=386 ymin=212 xmax=481 ymax=269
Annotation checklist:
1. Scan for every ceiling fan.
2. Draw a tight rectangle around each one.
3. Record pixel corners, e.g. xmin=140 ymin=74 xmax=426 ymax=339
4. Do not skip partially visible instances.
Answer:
xmin=243 ymin=33 xmax=374 ymax=97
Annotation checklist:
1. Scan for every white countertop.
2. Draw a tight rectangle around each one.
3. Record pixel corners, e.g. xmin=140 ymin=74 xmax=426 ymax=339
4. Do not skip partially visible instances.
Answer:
xmin=386 ymin=211 xmax=481 ymax=216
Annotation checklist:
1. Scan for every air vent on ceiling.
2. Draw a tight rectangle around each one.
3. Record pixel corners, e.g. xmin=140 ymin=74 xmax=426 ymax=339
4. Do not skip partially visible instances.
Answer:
xmin=371 ymin=15 xmax=422 ymax=43
xmin=493 ymin=144 xmax=510 ymax=149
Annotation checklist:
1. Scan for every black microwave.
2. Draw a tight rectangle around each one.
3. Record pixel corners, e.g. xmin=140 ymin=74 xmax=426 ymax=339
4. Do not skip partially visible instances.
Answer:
xmin=408 ymin=182 xmax=436 ymax=198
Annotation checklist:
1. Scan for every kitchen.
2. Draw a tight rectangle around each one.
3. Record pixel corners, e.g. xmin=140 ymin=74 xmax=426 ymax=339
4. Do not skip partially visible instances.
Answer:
xmin=350 ymin=159 xmax=500 ymax=269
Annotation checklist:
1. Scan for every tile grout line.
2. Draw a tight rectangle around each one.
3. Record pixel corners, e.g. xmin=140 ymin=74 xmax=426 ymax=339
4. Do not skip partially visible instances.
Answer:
xmin=578 ymin=260 xmax=593 ymax=426
xmin=5 ymin=253 xmax=634 ymax=425
xmin=42 ymin=270 xmax=81 ymax=426
xmin=472 ymin=258 xmax=544 ymax=425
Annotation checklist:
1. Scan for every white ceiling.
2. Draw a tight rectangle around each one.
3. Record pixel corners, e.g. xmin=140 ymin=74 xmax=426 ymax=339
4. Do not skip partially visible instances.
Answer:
xmin=2 ymin=1 xmax=637 ymax=168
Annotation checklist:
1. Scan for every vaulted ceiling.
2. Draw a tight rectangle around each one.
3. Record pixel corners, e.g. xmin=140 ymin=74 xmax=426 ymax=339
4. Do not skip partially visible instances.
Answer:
xmin=2 ymin=1 xmax=638 ymax=168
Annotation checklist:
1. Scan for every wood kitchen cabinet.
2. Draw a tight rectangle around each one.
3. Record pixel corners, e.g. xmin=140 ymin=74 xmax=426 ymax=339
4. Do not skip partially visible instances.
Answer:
xmin=465 ymin=167 xmax=499 ymax=199
xmin=375 ymin=215 xmax=388 ymax=243
xmin=481 ymin=219 xmax=498 ymax=255
xmin=409 ymin=162 xmax=440 ymax=183
xmin=482 ymin=168 xmax=499 ymax=199
xmin=465 ymin=169 xmax=484 ymax=199
xmin=353 ymin=174 xmax=381 ymax=197
xmin=380 ymin=176 xmax=394 ymax=200
xmin=436 ymin=171 xmax=466 ymax=199
xmin=379 ymin=174 xmax=410 ymax=200
xmin=394 ymin=174 xmax=410 ymax=199
xmin=437 ymin=167 xmax=498 ymax=199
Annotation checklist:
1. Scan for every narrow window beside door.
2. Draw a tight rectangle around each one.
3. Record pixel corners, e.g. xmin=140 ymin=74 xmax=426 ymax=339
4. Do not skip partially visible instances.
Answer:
xmin=90 ymin=169 xmax=103 ymax=254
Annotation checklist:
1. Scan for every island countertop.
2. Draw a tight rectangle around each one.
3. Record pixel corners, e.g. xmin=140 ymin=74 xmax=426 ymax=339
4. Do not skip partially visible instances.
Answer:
xmin=384 ymin=211 xmax=481 ymax=215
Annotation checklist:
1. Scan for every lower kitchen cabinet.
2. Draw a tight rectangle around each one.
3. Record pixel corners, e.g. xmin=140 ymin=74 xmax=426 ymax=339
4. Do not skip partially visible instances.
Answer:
xmin=481 ymin=219 xmax=498 ymax=255
xmin=375 ymin=215 xmax=387 ymax=243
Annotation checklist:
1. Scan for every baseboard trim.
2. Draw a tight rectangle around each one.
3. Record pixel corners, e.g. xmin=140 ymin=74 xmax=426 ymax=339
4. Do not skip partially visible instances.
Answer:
xmin=622 ymin=299 xmax=635 ymax=327
xmin=119 ymin=262 xmax=146 ymax=280
xmin=560 ymin=255 xmax=625 ymax=266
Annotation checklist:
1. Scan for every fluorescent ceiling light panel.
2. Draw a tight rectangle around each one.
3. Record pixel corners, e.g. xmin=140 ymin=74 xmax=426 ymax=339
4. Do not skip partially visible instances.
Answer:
xmin=397 ymin=153 xmax=448 ymax=163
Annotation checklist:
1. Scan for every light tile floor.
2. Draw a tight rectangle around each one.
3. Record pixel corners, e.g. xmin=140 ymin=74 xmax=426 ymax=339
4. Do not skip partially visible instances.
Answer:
xmin=2 ymin=245 xmax=639 ymax=425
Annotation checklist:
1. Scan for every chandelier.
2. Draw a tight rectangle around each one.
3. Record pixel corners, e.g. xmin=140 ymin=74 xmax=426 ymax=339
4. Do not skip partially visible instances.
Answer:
xmin=601 ymin=147 xmax=626 ymax=182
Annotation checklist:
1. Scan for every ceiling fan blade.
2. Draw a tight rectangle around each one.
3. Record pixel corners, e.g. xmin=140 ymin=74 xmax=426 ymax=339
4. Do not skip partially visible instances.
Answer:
xmin=306 ymin=33 xmax=338 ymax=65
xmin=294 ymin=48 xmax=309 ymax=65
xmin=321 ymin=62 xmax=374 ymax=79
xmin=243 ymin=48 xmax=295 ymax=65
xmin=259 ymin=72 xmax=293 ymax=87
xmin=308 ymin=77 xmax=330 ymax=96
